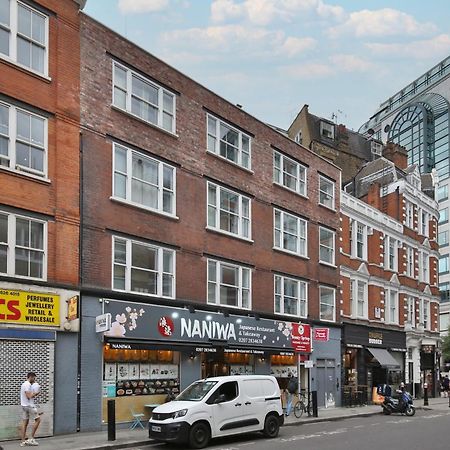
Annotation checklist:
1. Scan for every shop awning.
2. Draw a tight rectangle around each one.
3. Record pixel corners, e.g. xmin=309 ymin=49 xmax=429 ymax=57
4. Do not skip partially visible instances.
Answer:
xmin=367 ymin=347 xmax=400 ymax=369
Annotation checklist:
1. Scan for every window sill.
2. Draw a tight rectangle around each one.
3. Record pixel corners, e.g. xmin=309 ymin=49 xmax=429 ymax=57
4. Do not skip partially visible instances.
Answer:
xmin=111 ymin=104 xmax=179 ymax=139
xmin=0 ymin=54 xmax=51 ymax=82
xmin=206 ymin=150 xmax=254 ymax=174
xmin=319 ymin=261 xmax=337 ymax=268
xmin=273 ymin=247 xmax=309 ymax=260
xmin=0 ymin=165 xmax=51 ymax=184
xmin=110 ymin=197 xmax=179 ymax=220
xmin=274 ymin=312 xmax=307 ymax=320
xmin=319 ymin=317 xmax=336 ymax=323
xmin=112 ymin=287 xmax=175 ymax=299
xmin=206 ymin=226 xmax=253 ymax=243
xmin=318 ymin=202 xmax=336 ymax=212
xmin=273 ymin=181 xmax=308 ymax=199
xmin=2 ymin=273 xmax=47 ymax=282
xmin=206 ymin=301 xmax=251 ymax=311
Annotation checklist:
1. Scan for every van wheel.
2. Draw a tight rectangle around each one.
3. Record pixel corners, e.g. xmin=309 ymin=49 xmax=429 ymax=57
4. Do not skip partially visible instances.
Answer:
xmin=263 ymin=414 xmax=280 ymax=438
xmin=189 ymin=422 xmax=210 ymax=449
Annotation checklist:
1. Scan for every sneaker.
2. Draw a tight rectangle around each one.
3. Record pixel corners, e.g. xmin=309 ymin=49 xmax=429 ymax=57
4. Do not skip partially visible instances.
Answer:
xmin=27 ymin=438 xmax=39 ymax=446
xmin=19 ymin=441 xmax=28 ymax=447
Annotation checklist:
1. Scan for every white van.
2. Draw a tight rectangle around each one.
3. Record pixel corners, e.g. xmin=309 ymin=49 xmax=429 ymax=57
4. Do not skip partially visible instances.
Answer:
xmin=148 ymin=375 xmax=284 ymax=448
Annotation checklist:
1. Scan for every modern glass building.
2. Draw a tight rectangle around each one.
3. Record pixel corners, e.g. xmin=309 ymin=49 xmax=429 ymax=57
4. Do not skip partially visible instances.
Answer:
xmin=360 ymin=55 xmax=450 ymax=373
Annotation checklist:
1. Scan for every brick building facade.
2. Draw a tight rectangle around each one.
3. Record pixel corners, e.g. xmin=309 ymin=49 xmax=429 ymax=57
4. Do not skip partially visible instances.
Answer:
xmin=0 ymin=0 xmax=83 ymax=439
xmin=78 ymin=14 xmax=342 ymax=428
xmin=340 ymin=145 xmax=440 ymax=402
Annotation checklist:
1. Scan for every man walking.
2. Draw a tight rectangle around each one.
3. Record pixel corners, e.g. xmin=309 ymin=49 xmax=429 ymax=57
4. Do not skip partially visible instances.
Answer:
xmin=285 ymin=373 xmax=298 ymax=417
xmin=20 ymin=372 xmax=41 ymax=447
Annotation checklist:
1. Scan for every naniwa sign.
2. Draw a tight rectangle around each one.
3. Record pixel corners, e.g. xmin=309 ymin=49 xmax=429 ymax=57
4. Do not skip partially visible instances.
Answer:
xmin=0 ymin=288 xmax=60 ymax=327
xmin=103 ymin=299 xmax=302 ymax=351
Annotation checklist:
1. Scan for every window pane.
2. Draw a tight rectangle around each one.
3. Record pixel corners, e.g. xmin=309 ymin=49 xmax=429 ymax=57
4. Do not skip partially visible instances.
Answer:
xmin=18 ymin=4 xmax=31 ymax=37
xmin=132 ymin=243 xmax=156 ymax=270
xmin=162 ymin=273 xmax=173 ymax=297
xmin=221 ymin=265 xmax=237 ymax=286
xmin=31 ymin=12 xmax=45 ymax=44
xmin=15 ymin=248 xmax=29 ymax=276
xmin=17 ymin=111 xmax=30 ymax=141
xmin=114 ymin=146 xmax=127 ymax=172
xmin=30 ymin=146 xmax=44 ymax=171
xmin=163 ymin=92 xmax=173 ymax=113
xmin=114 ymin=173 xmax=126 ymax=198
xmin=0 ymin=0 xmax=9 ymax=26
xmin=131 ymin=268 xmax=157 ymax=294
xmin=132 ymin=154 xmax=158 ymax=184
xmin=114 ymin=88 xmax=126 ymax=109
xmin=113 ymin=264 xmax=125 ymax=290
xmin=132 ymin=76 xmax=158 ymax=105
xmin=17 ymin=36 xmax=31 ymax=68
xmin=31 ymin=115 xmax=44 ymax=145
xmin=114 ymin=65 xmax=127 ymax=90
xmin=16 ymin=218 xmax=29 ymax=247
xmin=30 ymin=221 xmax=43 ymax=249
xmin=220 ymin=285 xmax=238 ymax=306
xmin=163 ymin=250 xmax=173 ymax=273
xmin=114 ymin=240 xmax=127 ymax=264
xmin=162 ymin=112 xmax=173 ymax=131
xmin=208 ymin=260 xmax=216 ymax=282
xmin=16 ymin=142 xmax=29 ymax=167
xmin=0 ymin=213 xmax=7 ymax=242
xmin=163 ymin=190 xmax=173 ymax=213
xmin=31 ymin=43 xmax=44 ymax=73
xmin=0 ymin=27 xmax=9 ymax=56
xmin=163 ymin=166 xmax=173 ymax=190
xmin=29 ymin=250 xmax=43 ymax=278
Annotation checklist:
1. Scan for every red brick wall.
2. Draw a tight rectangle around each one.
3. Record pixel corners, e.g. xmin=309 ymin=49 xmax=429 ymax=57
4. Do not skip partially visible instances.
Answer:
xmin=0 ymin=0 xmax=81 ymax=285
xmin=79 ymin=15 xmax=341 ymax=321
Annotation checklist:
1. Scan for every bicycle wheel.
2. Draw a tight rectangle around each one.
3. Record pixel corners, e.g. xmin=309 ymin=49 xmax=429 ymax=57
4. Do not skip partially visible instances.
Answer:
xmin=294 ymin=401 xmax=304 ymax=418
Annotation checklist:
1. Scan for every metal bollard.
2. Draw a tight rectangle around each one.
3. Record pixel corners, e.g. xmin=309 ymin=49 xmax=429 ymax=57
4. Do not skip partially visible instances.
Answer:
xmin=107 ymin=399 xmax=116 ymax=441
xmin=312 ymin=390 xmax=318 ymax=417
xmin=423 ymin=384 xmax=429 ymax=406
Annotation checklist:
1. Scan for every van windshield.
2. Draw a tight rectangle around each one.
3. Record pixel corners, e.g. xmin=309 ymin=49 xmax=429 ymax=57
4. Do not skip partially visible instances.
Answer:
xmin=176 ymin=380 xmax=218 ymax=402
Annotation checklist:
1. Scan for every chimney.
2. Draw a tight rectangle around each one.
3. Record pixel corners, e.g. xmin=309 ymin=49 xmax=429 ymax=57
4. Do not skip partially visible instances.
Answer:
xmin=382 ymin=142 xmax=408 ymax=170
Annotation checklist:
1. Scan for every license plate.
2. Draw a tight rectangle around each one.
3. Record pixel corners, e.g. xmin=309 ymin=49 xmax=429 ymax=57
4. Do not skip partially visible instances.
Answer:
xmin=151 ymin=425 xmax=161 ymax=432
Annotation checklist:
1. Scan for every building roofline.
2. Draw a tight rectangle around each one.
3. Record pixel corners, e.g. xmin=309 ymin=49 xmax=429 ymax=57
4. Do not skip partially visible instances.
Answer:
xmin=74 ymin=0 xmax=86 ymax=9
xmin=81 ymin=13 xmax=341 ymax=174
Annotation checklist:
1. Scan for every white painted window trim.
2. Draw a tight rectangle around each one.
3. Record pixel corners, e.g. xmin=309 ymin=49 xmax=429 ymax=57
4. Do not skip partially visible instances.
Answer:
xmin=385 ymin=288 xmax=398 ymax=325
xmin=350 ymin=278 xmax=368 ymax=319
xmin=319 ymin=286 xmax=336 ymax=322
xmin=207 ymin=258 xmax=251 ymax=310
xmin=407 ymin=296 xmax=415 ymax=328
xmin=111 ymin=236 xmax=176 ymax=298
xmin=0 ymin=0 xmax=49 ymax=77
xmin=206 ymin=182 xmax=252 ymax=240
xmin=406 ymin=245 xmax=415 ymax=277
xmin=273 ymin=149 xmax=307 ymax=197
xmin=206 ymin=113 xmax=252 ymax=170
xmin=112 ymin=61 xmax=176 ymax=134
xmin=273 ymin=208 xmax=308 ymax=258
xmin=318 ymin=174 xmax=335 ymax=210
xmin=350 ymin=219 xmax=367 ymax=260
xmin=421 ymin=298 xmax=430 ymax=330
xmin=319 ymin=226 xmax=335 ymax=266
xmin=273 ymin=274 xmax=308 ymax=318
xmin=419 ymin=251 xmax=429 ymax=283
xmin=111 ymin=143 xmax=177 ymax=217
xmin=0 ymin=209 xmax=47 ymax=281
xmin=0 ymin=101 xmax=48 ymax=179
xmin=384 ymin=235 xmax=397 ymax=271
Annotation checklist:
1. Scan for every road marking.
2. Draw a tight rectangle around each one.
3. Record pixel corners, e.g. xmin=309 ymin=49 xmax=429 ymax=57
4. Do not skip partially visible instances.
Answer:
xmin=422 ymin=414 xmax=444 ymax=419
xmin=388 ymin=419 xmax=412 ymax=424
xmin=353 ymin=425 xmax=365 ymax=429
xmin=371 ymin=423 xmax=380 ymax=426
xmin=280 ymin=428 xmax=348 ymax=442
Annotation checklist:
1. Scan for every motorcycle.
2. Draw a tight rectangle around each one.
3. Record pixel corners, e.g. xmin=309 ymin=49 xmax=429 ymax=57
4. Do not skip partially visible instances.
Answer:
xmin=381 ymin=391 xmax=415 ymax=416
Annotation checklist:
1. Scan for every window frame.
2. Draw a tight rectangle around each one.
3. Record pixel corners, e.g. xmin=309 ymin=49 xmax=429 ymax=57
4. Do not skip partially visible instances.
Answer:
xmin=439 ymin=207 xmax=448 ymax=225
xmin=405 ymin=201 xmax=414 ymax=229
xmin=112 ymin=61 xmax=177 ymax=134
xmin=111 ymin=143 xmax=177 ymax=217
xmin=0 ymin=100 xmax=48 ymax=179
xmin=319 ymin=286 xmax=336 ymax=322
xmin=206 ymin=113 xmax=251 ymax=170
xmin=385 ymin=289 xmax=398 ymax=325
xmin=207 ymin=259 xmax=251 ymax=310
xmin=206 ymin=182 xmax=252 ymax=241
xmin=421 ymin=299 xmax=430 ymax=330
xmin=111 ymin=236 xmax=176 ymax=299
xmin=384 ymin=235 xmax=397 ymax=271
xmin=350 ymin=279 xmax=367 ymax=319
xmin=0 ymin=0 xmax=49 ymax=77
xmin=438 ymin=230 xmax=449 ymax=247
xmin=319 ymin=226 xmax=335 ymax=266
xmin=318 ymin=174 xmax=335 ymax=210
xmin=274 ymin=274 xmax=308 ymax=318
xmin=350 ymin=220 xmax=367 ymax=260
xmin=439 ymin=254 xmax=449 ymax=275
xmin=406 ymin=246 xmax=415 ymax=277
xmin=407 ymin=297 xmax=415 ymax=327
xmin=320 ymin=121 xmax=335 ymax=140
xmin=437 ymin=184 xmax=448 ymax=202
xmin=273 ymin=208 xmax=308 ymax=258
xmin=0 ymin=209 xmax=47 ymax=281
xmin=273 ymin=150 xmax=307 ymax=197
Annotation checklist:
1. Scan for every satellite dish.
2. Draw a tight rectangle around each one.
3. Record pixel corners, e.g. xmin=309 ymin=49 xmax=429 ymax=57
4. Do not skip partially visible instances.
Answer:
xmin=367 ymin=128 xmax=375 ymax=135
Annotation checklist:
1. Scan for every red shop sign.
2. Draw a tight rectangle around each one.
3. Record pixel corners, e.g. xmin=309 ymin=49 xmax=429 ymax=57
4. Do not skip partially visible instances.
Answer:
xmin=314 ymin=328 xmax=330 ymax=342
xmin=291 ymin=323 xmax=312 ymax=353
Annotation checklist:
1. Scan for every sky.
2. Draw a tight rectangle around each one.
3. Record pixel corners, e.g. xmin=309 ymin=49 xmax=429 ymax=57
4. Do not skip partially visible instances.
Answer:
xmin=84 ymin=0 xmax=450 ymax=131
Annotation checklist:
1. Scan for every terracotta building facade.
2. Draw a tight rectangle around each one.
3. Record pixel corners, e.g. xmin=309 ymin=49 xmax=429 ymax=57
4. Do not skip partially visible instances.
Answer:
xmin=340 ymin=146 xmax=440 ymax=403
xmin=78 ymin=14 xmax=342 ymax=429
xmin=0 ymin=0 xmax=83 ymax=439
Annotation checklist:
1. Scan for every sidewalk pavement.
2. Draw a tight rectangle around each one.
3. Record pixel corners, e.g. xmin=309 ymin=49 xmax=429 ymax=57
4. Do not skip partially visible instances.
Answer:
xmin=1 ymin=398 xmax=448 ymax=450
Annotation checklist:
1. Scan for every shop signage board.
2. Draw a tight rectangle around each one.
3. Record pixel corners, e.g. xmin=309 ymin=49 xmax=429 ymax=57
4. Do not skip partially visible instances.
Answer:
xmin=304 ymin=360 xmax=314 ymax=368
xmin=0 ymin=288 xmax=60 ymax=327
xmin=290 ymin=323 xmax=312 ymax=353
xmin=96 ymin=313 xmax=112 ymax=333
xmin=314 ymin=328 xmax=329 ymax=342
xmin=67 ymin=295 xmax=79 ymax=321
xmin=344 ymin=324 xmax=406 ymax=351
xmin=103 ymin=299 xmax=303 ymax=352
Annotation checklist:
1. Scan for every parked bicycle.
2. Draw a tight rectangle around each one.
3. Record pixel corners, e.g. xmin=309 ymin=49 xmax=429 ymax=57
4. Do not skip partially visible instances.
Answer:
xmin=293 ymin=392 xmax=311 ymax=418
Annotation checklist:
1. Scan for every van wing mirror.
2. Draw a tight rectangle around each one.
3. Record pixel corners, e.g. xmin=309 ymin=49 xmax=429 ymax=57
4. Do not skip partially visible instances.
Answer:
xmin=214 ymin=394 xmax=227 ymax=404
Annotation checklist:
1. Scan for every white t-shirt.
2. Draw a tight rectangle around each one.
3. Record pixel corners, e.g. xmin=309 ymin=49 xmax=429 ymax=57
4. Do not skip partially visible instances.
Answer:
xmin=20 ymin=380 xmax=35 ymax=407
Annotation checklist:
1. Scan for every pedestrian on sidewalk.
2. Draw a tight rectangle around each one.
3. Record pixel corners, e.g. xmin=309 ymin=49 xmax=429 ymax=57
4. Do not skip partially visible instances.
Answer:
xmin=20 ymin=372 xmax=41 ymax=447
xmin=442 ymin=375 xmax=449 ymax=398
xmin=285 ymin=372 xmax=298 ymax=417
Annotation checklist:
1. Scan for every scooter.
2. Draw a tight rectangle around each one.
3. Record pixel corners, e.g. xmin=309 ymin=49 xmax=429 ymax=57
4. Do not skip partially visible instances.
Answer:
xmin=381 ymin=391 xmax=415 ymax=416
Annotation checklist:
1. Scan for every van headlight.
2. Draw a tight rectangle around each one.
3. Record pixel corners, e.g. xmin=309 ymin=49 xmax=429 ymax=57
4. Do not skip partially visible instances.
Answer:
xmin=172 ymin=409 xmax=188 ymax=419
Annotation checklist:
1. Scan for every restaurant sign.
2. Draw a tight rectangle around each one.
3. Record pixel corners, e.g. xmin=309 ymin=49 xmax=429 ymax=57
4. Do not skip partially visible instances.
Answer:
xmin=103 ymin=299 xmax=303 ymax=351
xmin=0 ymin=288 xmax=60 ymax=327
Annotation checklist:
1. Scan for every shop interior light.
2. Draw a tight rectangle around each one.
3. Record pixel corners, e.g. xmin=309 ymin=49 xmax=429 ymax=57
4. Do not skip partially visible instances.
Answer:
xmin=172 ymin=312 xmax=179 ymax=318
xmin=206 ymin=315 xmax=212 ymax=321
xmin=236 ymin=318 xmax=242 ymax=324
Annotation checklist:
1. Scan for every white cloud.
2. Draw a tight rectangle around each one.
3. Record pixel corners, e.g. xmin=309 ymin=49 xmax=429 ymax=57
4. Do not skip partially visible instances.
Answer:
xmin=330 ymin=54 xmax=374 ymax=72
xmin=210 ymin=0 xmax=344 ymax=25
xmin=160 ymin=25 xmax=315 ymax=59
xmin=279 ymin=62 xmax=333 ymax=80
xmin=329 ymin=8 xmax=437 ymax=38
xmin=118 ymin=0 xmax=169 ymax=14
xmin=366 ymin=34 xmax=450 ymax=60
